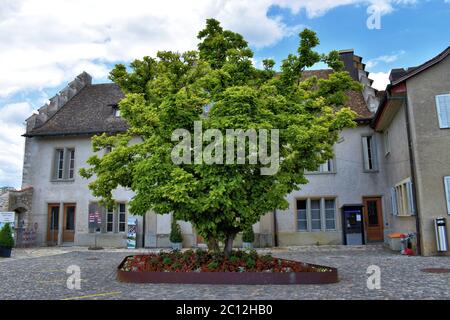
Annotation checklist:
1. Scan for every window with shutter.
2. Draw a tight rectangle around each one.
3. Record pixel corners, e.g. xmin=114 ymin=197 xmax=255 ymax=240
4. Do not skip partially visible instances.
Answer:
xmin=436 ymin=94 xmax=450 ymax=129
xmin=391 ymin=187 xmax=398 ymax=215
xmin=406 ymin=181 xmax=415 ymax=215
xmin=444 ymin=176 xmax=450 ymax=215
xmin=393 ymin=178 xmax=414 ymax=216
xmin=362 ymin=135 xmax=378 ymax=171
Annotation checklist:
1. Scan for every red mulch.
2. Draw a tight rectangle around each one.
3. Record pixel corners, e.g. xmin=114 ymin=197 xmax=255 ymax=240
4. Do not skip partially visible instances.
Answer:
xmin=119 ymin=250 xmax=331 ymax=273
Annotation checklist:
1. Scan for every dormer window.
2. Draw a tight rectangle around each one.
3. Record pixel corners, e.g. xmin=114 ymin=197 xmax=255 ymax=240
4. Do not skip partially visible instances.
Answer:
xmin=109 ymin=104 xmax=120 ymax=117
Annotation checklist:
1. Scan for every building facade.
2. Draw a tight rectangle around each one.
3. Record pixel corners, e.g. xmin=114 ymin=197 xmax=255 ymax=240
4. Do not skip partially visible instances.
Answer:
xmin=374 ymin=46 xmax=450 ymax=256
xmin=10 ymin=48 xmax=450 ymax=255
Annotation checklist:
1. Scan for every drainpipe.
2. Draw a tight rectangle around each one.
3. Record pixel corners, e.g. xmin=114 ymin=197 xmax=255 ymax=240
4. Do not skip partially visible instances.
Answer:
xmin=273 ymin=209 xmax=278 ymax=247
xmin=402 ymin=95 xmax=422 ymax=255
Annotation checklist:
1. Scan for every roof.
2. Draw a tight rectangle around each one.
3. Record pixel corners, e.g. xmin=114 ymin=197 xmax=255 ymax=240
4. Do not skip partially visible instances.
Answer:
xmin=27 ymin=67 xmax=373 ymax=138
xmin=373 ymin=46 xmax=450 ymax=130
xmin=301 ymin=69 xmax=373 ymax=119
xmin=26 ymin=83 xmax=127 ymax=137
xmin=391 ymin=46 xmax=450 ymax=85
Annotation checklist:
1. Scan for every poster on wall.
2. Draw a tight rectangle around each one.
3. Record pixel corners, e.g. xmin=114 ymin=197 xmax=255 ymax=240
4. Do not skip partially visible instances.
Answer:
xmin=0 ymin=212 xmax=15 ymax=239
xmin=127 ymin=218 xmax=137 ymax=249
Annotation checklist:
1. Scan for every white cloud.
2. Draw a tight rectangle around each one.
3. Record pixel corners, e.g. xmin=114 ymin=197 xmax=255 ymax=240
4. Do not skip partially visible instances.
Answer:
xmin=0 ymin=0 xmax=419 ymax=98
xmin=369 ymin=71 xmax=391 ymax=90
xmin=366 ymin=50 xmax=405 ymax=68
xmin=0 ymin=0 xmax=420 ymax=187
xmin=0 ymin=102 xmax=35 ymax=188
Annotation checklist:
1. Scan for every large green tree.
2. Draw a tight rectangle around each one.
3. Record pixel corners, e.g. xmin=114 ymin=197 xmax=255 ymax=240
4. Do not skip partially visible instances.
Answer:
xmin=80 ymin=19 xmax=360 ymax=256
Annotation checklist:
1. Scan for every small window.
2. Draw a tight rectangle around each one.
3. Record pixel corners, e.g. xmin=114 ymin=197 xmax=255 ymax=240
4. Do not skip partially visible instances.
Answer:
xmin=106 ymin=208 xmax=114 ymax=233
xmin=317 ymin=159 xmax=334 ymax=173
xmin=392 ymin=179 xmax=415 ymax=216
xmin=297 ymin=200 xmax=307 ymax=231
xmin=53 ymin=148 xmax=75 ymax=181
xmin=436 ymin=94 xmax=450 ymax=129
xmin=310 ymin=200 xmax=321 ymax=231
xmin=56 ymin=149 xmax=64 ymax=179
xmin=113 ymin=107 xmax=121 ymax=117
xmin=384 ymin=130 xmax=390 ymax=156
xmin=362 ymin=135 xmax=378 ymax=171
xmin=118 ymin=203 xmax=126 ymax=232
xmin=68 ymin=149 xmax=75 ymax=179
xmin=325 ymin=199 xmax=336 ymax=230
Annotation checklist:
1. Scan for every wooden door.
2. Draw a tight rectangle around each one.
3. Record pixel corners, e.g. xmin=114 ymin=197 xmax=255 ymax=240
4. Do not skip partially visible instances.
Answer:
xmin=63 ymin=204 xmax=76 ymax=242
xmin=363 ymin=197 xmax=384 ymax=242
xmin=47 ymin=204 xmax=59 ymax=244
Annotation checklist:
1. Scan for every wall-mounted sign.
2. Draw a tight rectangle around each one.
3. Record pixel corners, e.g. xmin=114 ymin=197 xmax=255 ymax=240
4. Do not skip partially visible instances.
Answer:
xmin=127 ymin=218 xmax=137 ymax=249
xmin=88 ymin=211 xmax=102 ymax=231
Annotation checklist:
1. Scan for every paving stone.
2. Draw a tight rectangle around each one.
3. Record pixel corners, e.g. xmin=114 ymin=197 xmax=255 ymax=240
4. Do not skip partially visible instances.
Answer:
xmin=0 ymin=246 xmax=449 ymax=300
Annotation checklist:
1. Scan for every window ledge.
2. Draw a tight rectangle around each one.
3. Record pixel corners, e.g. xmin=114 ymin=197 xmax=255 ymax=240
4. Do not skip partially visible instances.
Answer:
xmin=50 ymin=179 xmax=75 ymax=183
xmin=305 ymin=172 xmax=337 ymax=175
xmin=363 ymin=170 xmax=379 ymax=173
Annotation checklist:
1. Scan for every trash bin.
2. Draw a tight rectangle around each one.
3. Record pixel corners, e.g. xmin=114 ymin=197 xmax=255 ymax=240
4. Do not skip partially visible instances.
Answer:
xmin=435 ymin=217 xmax=448 ymax=252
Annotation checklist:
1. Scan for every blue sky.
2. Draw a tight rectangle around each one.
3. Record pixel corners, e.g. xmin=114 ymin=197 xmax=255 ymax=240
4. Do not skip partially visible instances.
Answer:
xmin=0 ymin=0 xmax=449 ymax=188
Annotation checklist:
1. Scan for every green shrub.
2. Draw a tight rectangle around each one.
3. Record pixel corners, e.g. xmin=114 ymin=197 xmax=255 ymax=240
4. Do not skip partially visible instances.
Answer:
xmin=0 ymin=223 xmax=14 ymax=248
xmin=169 ymin=220 xmax=183 ymax=243
xmin=242 ymin=227 xmax=255 ymax=243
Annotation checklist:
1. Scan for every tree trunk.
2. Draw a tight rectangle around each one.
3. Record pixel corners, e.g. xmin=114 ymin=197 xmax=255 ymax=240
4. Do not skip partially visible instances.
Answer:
xmin=207 ymin=236 xmax=220 ymax=252
xmin=223 ymin=233 xmax=236 ymax=258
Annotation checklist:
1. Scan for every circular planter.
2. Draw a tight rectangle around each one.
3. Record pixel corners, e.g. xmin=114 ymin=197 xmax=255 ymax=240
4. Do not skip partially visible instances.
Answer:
xmin=117 ymin=255 xmax=338 ymax=285
xmin=0 ymin=246 xmax=12 ymax=258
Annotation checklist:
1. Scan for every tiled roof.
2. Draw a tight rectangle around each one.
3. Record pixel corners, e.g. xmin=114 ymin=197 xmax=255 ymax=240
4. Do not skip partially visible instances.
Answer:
xmin=26 ymin=68 xmax=374 ymax=137
xmin=26 ymin=83 xmax=127 ymax=137
xmin=301 ymin=69 xmax=373 ymax=119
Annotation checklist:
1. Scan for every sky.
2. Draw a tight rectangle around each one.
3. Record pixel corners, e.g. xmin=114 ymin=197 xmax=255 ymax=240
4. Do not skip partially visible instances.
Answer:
xmin=0 ymin=0 xmax=449 ymax=188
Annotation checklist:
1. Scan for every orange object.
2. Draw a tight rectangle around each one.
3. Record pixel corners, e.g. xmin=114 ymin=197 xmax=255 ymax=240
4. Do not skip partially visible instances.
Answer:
xmin=388 ymin=232 xmax=403 ymax=238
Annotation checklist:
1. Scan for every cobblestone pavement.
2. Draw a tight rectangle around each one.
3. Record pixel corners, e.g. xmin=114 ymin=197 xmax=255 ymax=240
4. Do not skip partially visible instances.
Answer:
xmin=0 ymin=245 xmax=449 ymax=300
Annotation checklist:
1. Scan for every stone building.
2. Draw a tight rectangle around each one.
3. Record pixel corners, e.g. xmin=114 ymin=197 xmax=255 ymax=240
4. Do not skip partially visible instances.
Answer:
xmin=17 ymin=48 xmax=450 ymax=255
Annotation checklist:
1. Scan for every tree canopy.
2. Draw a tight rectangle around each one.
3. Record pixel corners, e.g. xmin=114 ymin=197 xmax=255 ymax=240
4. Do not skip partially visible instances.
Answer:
xmin=80 ymin=18 xmax=360 ymax=255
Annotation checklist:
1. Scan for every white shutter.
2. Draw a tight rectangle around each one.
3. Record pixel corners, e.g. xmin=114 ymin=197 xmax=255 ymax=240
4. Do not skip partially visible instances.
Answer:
xmin=371 ymin=136 xmax=378 ymax=170
xmin=406 ymin=181 xmax=415 ymax=215
xmin=436 ymin=95 xmax=450 ymax=129
xmin=362 ymin=137 xmax=370 ymax=170
xmin=391 ymin=187 xmax=398 ymax=216
xmin=444 ymin=176 xmax=450 ymax=215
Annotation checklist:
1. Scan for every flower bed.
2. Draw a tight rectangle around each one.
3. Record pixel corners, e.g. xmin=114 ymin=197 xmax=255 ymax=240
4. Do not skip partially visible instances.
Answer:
xmin=117 ymin=250 xmax=338 ymax=284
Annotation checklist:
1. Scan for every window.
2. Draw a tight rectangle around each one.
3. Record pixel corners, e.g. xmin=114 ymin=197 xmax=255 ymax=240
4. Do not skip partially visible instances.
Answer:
xmin=53 ymin=148 xmax=75 ymax=180
xmin=106 ymin=208 xmax=114 ymax=232
xmin=118 ymin=203 xmax=126 ymax=232
xmin=316 ymin=159 xmax=334 ymax=173
xmin=113 ymin=107 xmax=121 ymax=117
xmin=436 ymin=94 xmax=450 ymax=128
xmin=56 ymin=149 xmax=64 ymax=179
xmin=68 ymin=149 xmax=75 ymax=179
xmin=296 ymin=198 xmax=336 ymax=231
xmin=362 ymin=135 xmax=378 ymax=171
xmin=310 ymin=200 xmax=321 ymax=231
xmin=384 ymin=130 xmax=390 ymax=155
xmin=297 ymin=200 xmax=307 ymax=231
xmin=444 ymin=176 xmax=450 ymax=215
xmin=325 ymin=199 xmax=336 ymax=230
xmin=391 ymin=179 xmax=415 ymax=216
